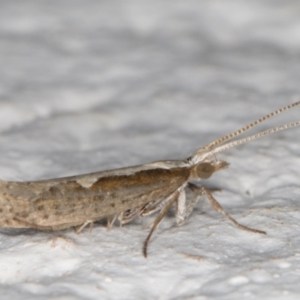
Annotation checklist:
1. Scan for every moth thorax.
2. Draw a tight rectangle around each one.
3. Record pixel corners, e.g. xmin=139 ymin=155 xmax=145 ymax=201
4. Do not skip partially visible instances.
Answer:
xmin=196 ymin=162 xmax=215 ymax=179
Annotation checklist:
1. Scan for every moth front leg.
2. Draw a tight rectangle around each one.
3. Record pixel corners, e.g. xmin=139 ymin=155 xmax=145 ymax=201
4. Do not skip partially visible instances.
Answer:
xmin=175 ymin=183 xmax=204 ymax=225
xmin=202 ymin=187 xmax=266 ymax=235
xmin=175 ymin=188 xmax=187 ymax=225
xmin=178 ymin=183 xmax=266 ymax=235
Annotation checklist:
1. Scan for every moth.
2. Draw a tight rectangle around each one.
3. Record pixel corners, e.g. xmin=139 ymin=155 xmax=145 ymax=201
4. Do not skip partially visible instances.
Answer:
xmin=0 ymin=102 xmax=299 ymax=257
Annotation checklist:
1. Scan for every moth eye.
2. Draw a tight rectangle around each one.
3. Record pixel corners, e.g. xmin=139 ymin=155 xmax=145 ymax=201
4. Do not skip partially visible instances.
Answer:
xmin=196 ymin=162 xmax=214 ymax=179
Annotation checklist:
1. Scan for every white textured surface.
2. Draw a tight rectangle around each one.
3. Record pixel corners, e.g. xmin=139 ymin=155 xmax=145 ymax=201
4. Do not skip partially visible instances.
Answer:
xmin=0 ymin=1 xmax=300 ymax=299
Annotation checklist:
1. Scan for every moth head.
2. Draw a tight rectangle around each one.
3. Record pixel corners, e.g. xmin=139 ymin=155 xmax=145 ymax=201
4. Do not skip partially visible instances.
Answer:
xmin=193 ymin=160 xmax=229 ymax=180
xmin=196 ymin=162 xmax=215 ymax=179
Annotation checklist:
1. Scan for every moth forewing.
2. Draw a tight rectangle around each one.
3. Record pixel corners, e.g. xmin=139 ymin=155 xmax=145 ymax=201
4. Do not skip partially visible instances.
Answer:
xmin=0 ymin=163 xmax=190 ymax=230
xmin=0 ymin=101 xmax=299 ymax=257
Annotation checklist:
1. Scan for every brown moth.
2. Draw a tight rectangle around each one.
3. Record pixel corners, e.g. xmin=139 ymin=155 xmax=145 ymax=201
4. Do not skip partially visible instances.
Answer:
xmin=0 ymin=102 xmax=299 ymax=257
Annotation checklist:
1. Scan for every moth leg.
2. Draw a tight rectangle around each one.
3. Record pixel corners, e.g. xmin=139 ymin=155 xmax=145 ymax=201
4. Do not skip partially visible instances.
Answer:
xmin=118 ymin=208 xmax=141 ymax=225
xmin=107 ymin=214 xmax=118 ymax=230
xmin=76 ymin=220 xmax=93 ymax=234
xmin=141 ymin=193 xmax=174 ymax=217
xmin=143 ymin=189 xmax=181 ymax=257
xmin=202 ymin=187 xmax=266 ymax=235
xmin=175 ymin=183 xmax=220 ymax=225
xmin=89 ymin=221 xmax=94 ymax=233
xmin=175 ymin=183 xmax=203 ymax=225
xmin=141 ymin=194 xmax=183 ymax=231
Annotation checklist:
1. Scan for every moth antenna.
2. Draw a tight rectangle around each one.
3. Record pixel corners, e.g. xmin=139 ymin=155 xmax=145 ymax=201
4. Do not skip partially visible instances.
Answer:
xmin=191 ymin=101 xmax=300 ymax=164
xmin=212 ymin=121 xmax=300 ymax=155
xmin=203 ymin=101 xmax=300 ymax=150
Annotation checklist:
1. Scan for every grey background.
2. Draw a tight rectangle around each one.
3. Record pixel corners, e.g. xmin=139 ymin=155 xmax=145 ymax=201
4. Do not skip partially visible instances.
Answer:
xmin=0 ymin=1 xmax=300 ymax=299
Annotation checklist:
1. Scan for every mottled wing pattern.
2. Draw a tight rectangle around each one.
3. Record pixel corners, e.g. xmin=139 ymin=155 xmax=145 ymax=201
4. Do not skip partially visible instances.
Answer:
xmin=0 ymin=166 xmax=190 ymax=230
